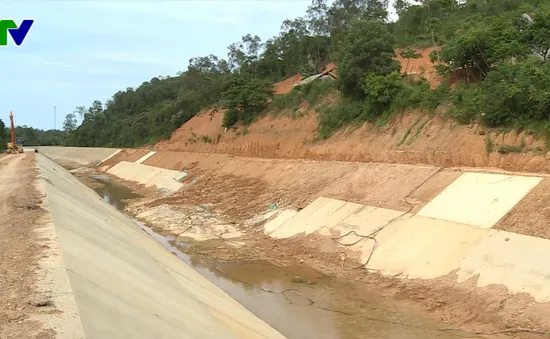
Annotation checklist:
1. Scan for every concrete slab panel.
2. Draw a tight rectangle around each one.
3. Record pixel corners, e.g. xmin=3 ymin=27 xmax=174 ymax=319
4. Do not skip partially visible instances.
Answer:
xmin=107 ymin=161 xmax=185 ymax=194
xmin=263 ymin=196 xmax=550 ymax=303
xmin=268 ymin=197 xmax=330 ymax=239
xmin=326 ymin=205 xmax=407 ymax=241
xmin=33 ymin=180 xmax=85 ymax=338
xmin=368 ymin=216 xmax=487 ymax=279
xmin=135 ymin=151 xmax=157 ymax=164
xmin=264 ymin=210 xmax=299 ymax=234
xmin=37 ymin=154 xmax=285 ymax=339
xmin=458 ymin=231 xmax=550 ymax=302
xmin=98 ymin=149 xmax=122 ymax=165
xmin=37 ymin=146 xmax=120 ymax=166
xmin=417 ymin=172 xmax=542 ymax=229
xmin=270 ymin=197 xmax=363 ymax=239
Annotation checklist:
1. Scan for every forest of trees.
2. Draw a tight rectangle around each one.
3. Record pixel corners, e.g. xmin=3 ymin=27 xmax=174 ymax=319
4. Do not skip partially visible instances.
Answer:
xmin=52 ymin=0 xmax=550 ymax=148
xmin=0 ymin=118 xmax=65 ymax=151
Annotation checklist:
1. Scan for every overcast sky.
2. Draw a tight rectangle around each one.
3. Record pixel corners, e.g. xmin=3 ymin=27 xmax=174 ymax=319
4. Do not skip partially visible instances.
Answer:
xmin=0 ymin=1 xmax=312 ymax=130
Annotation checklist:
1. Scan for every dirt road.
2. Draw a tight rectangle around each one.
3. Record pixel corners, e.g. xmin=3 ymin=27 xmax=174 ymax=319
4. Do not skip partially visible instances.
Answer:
xmin=0 ymin=154 xmax=55 ymax=338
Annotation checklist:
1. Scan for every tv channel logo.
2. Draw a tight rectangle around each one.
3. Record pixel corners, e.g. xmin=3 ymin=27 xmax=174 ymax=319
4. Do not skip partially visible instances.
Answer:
xmin=0 ymin=19 xmax=34 ymax=47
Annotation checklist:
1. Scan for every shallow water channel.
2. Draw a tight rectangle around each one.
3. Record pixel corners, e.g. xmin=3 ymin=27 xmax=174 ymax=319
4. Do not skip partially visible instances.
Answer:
xmin=90 ymin=174 xmax=478 ymax=339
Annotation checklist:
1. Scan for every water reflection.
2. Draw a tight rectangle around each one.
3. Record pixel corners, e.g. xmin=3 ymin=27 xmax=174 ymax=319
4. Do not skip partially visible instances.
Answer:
xmin=92 ymin=174 xmax=142 ymax=210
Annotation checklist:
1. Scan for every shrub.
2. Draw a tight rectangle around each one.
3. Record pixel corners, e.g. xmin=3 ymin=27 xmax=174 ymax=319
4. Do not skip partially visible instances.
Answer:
xmin=449 ymin=83 xmax=482 ymax=124
xmin=480 ymin=60 xmax=550 ymax=127
xmin=318 ymin=100 xmax=368 ymax=139
xmin=363 ymin=71 xmax=404 ymax=116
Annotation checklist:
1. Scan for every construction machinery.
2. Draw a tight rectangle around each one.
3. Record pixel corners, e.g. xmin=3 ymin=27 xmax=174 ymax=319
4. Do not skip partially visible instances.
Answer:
xmin=6 ymin=111 xmax=23 ymax=154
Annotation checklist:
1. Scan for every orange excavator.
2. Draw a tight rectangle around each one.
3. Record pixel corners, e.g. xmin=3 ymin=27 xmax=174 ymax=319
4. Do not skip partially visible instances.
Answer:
xmin=6 ymin=111 xmax=23 ymax=154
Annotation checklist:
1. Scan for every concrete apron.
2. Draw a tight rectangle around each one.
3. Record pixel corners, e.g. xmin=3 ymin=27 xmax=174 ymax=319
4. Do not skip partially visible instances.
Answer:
xmin=265 ymin=172 xmax=550 ymax=303
xmin=37 ymin=154 xmax=285 ymax=339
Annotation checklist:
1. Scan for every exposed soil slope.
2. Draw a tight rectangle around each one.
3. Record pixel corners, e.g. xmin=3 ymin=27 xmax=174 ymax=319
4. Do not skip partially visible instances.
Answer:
xmin=155 ymin=109 xmax=549 ymax=174
xmin=395 ymin=46 xmax=442 ymax=87
xmin=154 ymin=46 xmax=549 ymax=174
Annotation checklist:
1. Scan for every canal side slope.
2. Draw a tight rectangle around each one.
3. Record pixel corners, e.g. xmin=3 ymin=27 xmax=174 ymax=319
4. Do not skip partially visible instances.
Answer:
xmin=37 ymin=146 xmax=550 ymax=333
xmin=37 ymin=146 xmax=121 ymax=168
xmin=36 ymin=153 xmax=286 ymax=339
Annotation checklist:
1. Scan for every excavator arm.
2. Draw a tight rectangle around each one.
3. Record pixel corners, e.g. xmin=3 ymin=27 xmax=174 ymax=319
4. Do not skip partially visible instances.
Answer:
xmin=6 ymin=111 xmax=23 ymax=154
xmin=9 ymin=111 xmax=16 ymax=147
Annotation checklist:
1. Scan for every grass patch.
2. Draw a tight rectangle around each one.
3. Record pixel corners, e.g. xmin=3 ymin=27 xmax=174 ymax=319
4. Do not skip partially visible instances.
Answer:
xmin=498 ymin=144 xmax=523 ymax=154
xmin=397 ymin=118 xmax=421 ymax=147
xmin=201 ymin=135 xmax=213 ymax=143
xmin=317 ymin=100 xmax=368 ymax=140
xmin=408 ymin=119 xmax=429 ymax=145
xmin=270 ymin=80 xmax=336 ymax=114
xmin=485 ymin=135 xmax=494 ymax=153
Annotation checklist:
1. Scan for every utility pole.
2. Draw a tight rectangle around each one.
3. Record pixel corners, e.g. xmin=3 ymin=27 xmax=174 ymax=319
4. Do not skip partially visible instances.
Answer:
xmin=54 ymin=106 xmax=56 ymax=131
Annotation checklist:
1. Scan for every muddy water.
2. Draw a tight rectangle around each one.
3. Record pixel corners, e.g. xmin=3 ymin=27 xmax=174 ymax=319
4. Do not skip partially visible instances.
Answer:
xmin=91 ymin=176 xmax=476 ymax=339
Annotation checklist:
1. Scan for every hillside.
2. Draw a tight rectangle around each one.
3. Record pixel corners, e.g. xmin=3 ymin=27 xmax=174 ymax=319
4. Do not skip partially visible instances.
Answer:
xmin=65 ymin=0 xmax=550 ymax=173
xmin=154 ymin=103 xmax=549 ymax=173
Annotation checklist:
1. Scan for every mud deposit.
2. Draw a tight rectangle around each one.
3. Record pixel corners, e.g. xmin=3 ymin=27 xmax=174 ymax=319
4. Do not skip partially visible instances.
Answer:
xmin=85 ymin=174 xmax=477 ymax=339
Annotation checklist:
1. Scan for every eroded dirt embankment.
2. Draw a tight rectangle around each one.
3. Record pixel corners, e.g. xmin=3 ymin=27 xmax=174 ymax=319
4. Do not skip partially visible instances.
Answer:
xmin=154 ymin=109 xmax=550 ymax=174
xmin=86 ymin=149 xmax=550 ymax=338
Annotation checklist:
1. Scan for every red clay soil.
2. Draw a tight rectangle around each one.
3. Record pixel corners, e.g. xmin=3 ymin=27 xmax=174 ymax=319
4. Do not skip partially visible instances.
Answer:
xmin=153 ymin=107 xmax=550 ymax=174
xmin=273 ymin=74 xmax=303 ymax=95
xmin=395 ymin=46 xmax=443 ymax=87
xmin=495 ymin=178 xmax=550 ymax=239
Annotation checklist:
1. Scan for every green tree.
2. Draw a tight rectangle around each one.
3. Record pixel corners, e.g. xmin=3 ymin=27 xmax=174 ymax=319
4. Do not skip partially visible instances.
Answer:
xmin=63 ymin=113 xmax=78 ymax=134
xmin=363 ymin=71 xmax=404 ymax=116
xmin=336 ymin=19 xmax=400 ymax=99
xmin=241 ymin=34 xmax=263 ymax=78
xmin=441 ymin=15 xmax=530 ymax=78
xmin=306 ymin=0 xmax=331 ymax=36
xmin=425 ymin=17 xmax=441 ymax=51
xmin=0 ymin=119 xmax=6 ymax=151
xmin=477 ymin=59 xmax=550 ymax=127
xmin=221 ymin=75 xmax=273 ymax=128
xmin=521 ymin=6 xmax=550 ymax=61
xmin=394 ymin=0 xmax=410 ymax=17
